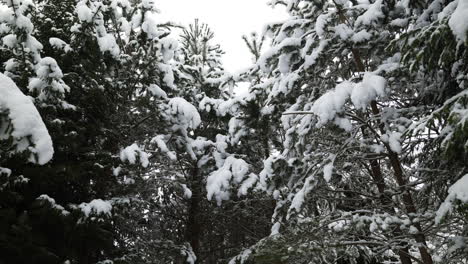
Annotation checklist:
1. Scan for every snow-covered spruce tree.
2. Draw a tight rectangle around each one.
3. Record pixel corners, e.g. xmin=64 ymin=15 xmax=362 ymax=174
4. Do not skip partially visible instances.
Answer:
xmin=0 ymin=0 xmax=40 ymax=89
xmin=115 ymin=20 xmax=272 ymax=263
xmin=398 ymin=1 xmax=468 ymax=262
xmin=228 ymin=1 xmax=468 ymax=263
xmin=0 ymin=0 xmax=188 ymax=263
xmin=176 ymin=20 xmax=272 ymax=263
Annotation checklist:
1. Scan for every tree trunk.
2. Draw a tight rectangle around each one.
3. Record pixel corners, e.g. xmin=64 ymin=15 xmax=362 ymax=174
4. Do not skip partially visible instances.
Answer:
xmin=350 ymin=40 xmax=433 ymax=264
xmin=186 ymin=166 xmax=201 ymax=263
xmin=370 ymin=101 xmax=433 ymax=264
xmin=361 ymin=127 xmax=413 ymax=264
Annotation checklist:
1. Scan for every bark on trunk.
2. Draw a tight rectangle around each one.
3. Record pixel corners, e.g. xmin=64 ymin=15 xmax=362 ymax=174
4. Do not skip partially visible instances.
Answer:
xmin=361 ymin=127 xmax=413 ymax=264
xmin=186 ymin=166 xmax=201 ymax=263
xmin=350 ymin=40 xmax=433 ymax=263
xmin=370 ymin=101 xmax=433 ymax=264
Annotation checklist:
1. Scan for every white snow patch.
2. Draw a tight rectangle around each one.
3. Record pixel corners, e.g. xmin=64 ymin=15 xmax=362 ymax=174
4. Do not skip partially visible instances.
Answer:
xmin=436 ymin=174 xmax=468 ymax=223
xmin=323 ymin=162 xmax=334 ymax=182
xmin=120 ymin=143 xmax=149 ymax=167
xmin=79 ymin=199 xmax=112 ymax=217
xmin=37 ymin=194 xmax=69 ymax=215
xmin=270 ymin=222 xmax=281 ymax=236
xmin=206 ymin=156 xmax=249 ymax=205
xmin=181 ymin=184 xmax=192 ymax=199
xmin=449 ymin=0 xmax=468 ymax=42
xmin=167 ymin=97 xmax=201 ymax=129
xmin=0 ymin=73 xmax=54 ymax=164
xmin=356 ymin=0 xmax=384 ymax=26
xmin=350 ymin=73 xmax=386 ymax=110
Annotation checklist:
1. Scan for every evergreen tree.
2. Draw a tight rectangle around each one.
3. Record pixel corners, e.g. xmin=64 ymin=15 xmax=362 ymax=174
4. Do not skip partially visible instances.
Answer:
xmin=228 ymin=0 xmax=468 ymax=263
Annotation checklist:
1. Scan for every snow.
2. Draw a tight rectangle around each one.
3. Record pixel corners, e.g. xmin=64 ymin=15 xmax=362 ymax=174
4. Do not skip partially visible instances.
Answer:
xmin=257 ymin=155 xmax=280 ymax=191
xmin=370 ymin=144 xmax=385 ymax=153
xmin=113 ymin=166 xmax=121 ymax=176
xmin=206 ymin=156 xmax=249 ymax=205
xmin=37 ymin=194 xmax=70 ymax=215
xmin=79 ymin=199 xmax=112 ymax=217
xmin=120 ymin=143 xmax=149 ymax=167
xmin=148 ymin=84 xmax=167 ymax=98
xmin=351 ymin=30 xmax=372 ymax=43
xmin=237 ymin=173 xmax=258 ymax=197
xmin=228 ymin=249 xmax=252 ymax=264
xmin=315 ymin=13 xmax=331 ymax=37
xmin=97 ymin=34 xmax=120 ymax=57
xmin=151 ymin=135 xmax=177 ymax=160
xmin=334 ymin=24 xmax=353 ymax=40
xmin=167 ymin=97 xmax=201 ymax=129
xmin=350 ymin=73 xmax=386 ymax=110
xmin=49 ymin=37 xmax=73 ymax=52
xmin=15 ymin=15 xmax=34 ymax=33
xmin=0 ymin=73 xmax=54 ymax=165
xmin=290 ymin=188 xmax=306 ymax=213
xmin=278 ymin=53 xmax=293 ymax=74
xmin=257 ymin=37 xmax=301 ymax=73
xmin=390 ymin=18 xmax=409 ymax=28
xmin=76 ymin=1 xmax=93 ymax=23
xmin=283 ymin=73 xmax=386 ymax=128
xmin=181 ymin=247 xmax=197 ymax=264
xmin=160 ymin=37 xmax=178 ymax=62
xmin=355 ymin=0 xmax=384 ymax=26
xmin=311 ymin=81 xmax=354 ymax=127
xmin=304 ymin=40 xmax=328 ymax=69
xmin=386 ymin=132 xmax=402 ymax=154
xmin=409 ymin=225 xmax=419 ymax=234
xmin=448 ymin=0 xmax=468 ymax=42
xmin=334 ymin=117 xmax=352 ymax=131
xmin=159 ymin=63 xmax=176 ymax=88
xmin=2 ymin=34 xmax=17 ymax=48
xmin=0 ymin=5 xmax=14 ymax=24
xmin=270 ymin=222 xmax=281 ymax=236
xmin=323 ymin=162 xmax=334 ymax=182
xmin=435 ymin=174 xmax=468 ymax=223
xmin=181 ymin=184 xmax=192 ymax=199
xmin=25 ymin=35 xmax=43 ymax=55
xmin=36 ymin=57 xmax=64 ymax=79
xmin=0 ymin=167 xmax=12 ymax=177
xmin=141 ymin=14 xmax=160 ymax=40
xmin=28 ymin=57 xmax=71 ymax=106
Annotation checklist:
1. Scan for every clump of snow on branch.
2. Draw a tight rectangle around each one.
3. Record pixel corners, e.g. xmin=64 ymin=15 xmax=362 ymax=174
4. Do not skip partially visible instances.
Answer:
xmin=448 ymin=0 xmax=468 ymax=42
xmin=311 ymin=81 xmax=354 ymax=127
xmin=37 ymin=194 xmax=70 ymax=215
xmin=181 ymin=247 xmax=197 ymax=264
xmin=151 ymin=135 xmax=177 ymax=160
xmin=79 ymin=199 xmax=113 ymax=218
xmin=435 ymin=174 xmax=468 ymax=223
xmin=148 ymin=84 xmax=167 ymax=98
xmin=323 ymin=162 xmax=334 ymax=182
xmin=120 ymin=143 xmax=149 ymax=167
xmin=355 ymin=0 xmax=384 ymax=26
xmin=28 ymin=57 xmax=71 ymax=104
xmin=167 ymin=97 xmax=201 ymax=129
xmin=270 ymin=222 xmax=281 ymax=236
xmin=49 ymin=38 xmax=73 ymax=52
xmin=0 ymin=73 xmax=54 ymax=165
xmin=350 ymin=73 xmax=386 ymax=110
xmin=289 ymin=73 xmax=386 ymax=128
xmin=181 ymin=184 xmax=192 ymax=199
xmin=206 ymin=156 xmax=249 ymax=205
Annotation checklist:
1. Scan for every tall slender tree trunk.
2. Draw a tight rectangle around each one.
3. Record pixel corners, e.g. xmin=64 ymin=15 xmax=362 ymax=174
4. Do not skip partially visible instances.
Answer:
xmin=186 ymin=166 xmax=201 ymax=263
xmin=370 ymin=101 xmax=433 ymax=264
xmin=361 ymin=127 xmax=413 ymax=264
xmin=351 ymin=48 xmax=433 ymax=264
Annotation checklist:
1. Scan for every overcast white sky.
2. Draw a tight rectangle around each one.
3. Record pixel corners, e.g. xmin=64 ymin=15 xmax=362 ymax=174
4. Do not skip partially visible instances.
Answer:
xmin=157 ymin=0 xmax=287 ymax=73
